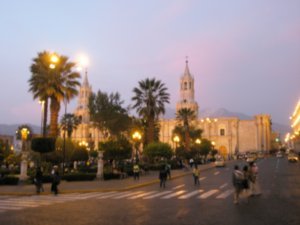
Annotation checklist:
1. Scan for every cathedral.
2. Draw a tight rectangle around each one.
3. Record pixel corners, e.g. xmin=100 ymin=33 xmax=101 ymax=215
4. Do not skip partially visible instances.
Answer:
xmin=71 ymin=61 xmax=272 ymax=157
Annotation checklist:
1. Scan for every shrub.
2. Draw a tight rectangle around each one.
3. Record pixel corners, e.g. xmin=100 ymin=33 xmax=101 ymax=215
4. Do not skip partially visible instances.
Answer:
xmin=143 ymin=142 xmax=173 ymax=162
xmin=0 ymin=175 xmax=19 ymax=185
xmin=31 ymin=137 xmax=56 ymax=154
xmin=62 ymin=173 xmax=96 ymax=181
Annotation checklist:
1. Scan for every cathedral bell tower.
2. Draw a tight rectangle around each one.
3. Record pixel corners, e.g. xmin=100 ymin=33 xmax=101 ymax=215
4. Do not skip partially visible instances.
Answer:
xmin=75 ymin=70 xmax=92 ymax=124
xmin=176 ymin=59 xmax=199 ymax=116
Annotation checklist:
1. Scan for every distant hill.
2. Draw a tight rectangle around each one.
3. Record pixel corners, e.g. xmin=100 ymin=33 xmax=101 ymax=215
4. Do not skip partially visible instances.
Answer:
xmin=162 ymin=107 xmax=290 ymax=136
xmin=0 ymin=124 xmax=41 ymax=136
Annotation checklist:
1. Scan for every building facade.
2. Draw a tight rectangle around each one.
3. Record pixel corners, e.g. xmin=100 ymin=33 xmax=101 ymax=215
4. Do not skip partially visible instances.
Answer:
xmin=72 ymin=61 xmax=272 ymax=156
xmin=287 ymin=99 xmax=300 ymax=151
xmin=159 ymin=60 xmax=272 ymax=156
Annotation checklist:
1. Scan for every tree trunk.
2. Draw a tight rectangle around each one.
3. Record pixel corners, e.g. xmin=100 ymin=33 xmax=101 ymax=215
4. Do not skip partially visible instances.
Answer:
xmin=42 ymin=98 xmax=48 ymax=137
xmin=184 ymin=120 xmax=190 ymax=151
xmin=147 ymin=116 xmax=155 ymax=144
xmin=49 ymin=97 xmax=60 ymax=137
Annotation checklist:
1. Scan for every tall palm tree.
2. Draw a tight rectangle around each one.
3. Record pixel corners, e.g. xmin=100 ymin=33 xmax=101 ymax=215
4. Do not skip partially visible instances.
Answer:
xmin=29 ymin=51 xmax=81 ymax=137
xmin=176 ymin=108 xmax=196 ymax=151
xmin=132 ymin=78 xmax=170 ymax=144
xmin=29 ymin=51 xmax=52 ymax=136
xmin=60 ymin=113 xmax=81 ymax=138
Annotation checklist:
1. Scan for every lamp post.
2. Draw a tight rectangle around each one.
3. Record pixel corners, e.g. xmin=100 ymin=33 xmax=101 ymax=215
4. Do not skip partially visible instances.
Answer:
xmin=16 ymin=126 xmax=31 ymax=181
xmin=132 ymin=131 xmax=142 ymax=163
xmin=62 ymin=97 xmax=67 ymax=175
xmin=173 ymin=135 xmax=180 ymax=150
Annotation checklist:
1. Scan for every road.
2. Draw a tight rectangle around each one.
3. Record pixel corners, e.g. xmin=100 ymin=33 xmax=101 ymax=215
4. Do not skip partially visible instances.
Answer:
xmin=0 ymin=157 xmax=299 ymax=225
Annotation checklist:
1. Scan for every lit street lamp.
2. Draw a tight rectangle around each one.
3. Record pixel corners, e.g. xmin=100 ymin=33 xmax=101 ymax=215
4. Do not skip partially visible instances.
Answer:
xmin=16 ymin=125 xmax=32 ymax=181
xmin=132 ymin=131 xmax=142 ymax=163
xmin=195 ymin=138 xmax=201 ymax=145
xmin=173 ymin=135 xmax=180 ymax=150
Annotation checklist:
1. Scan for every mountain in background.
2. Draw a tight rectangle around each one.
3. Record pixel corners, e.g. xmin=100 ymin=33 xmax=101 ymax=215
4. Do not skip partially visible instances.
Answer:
xmin=162 ymin=107 xmax=290 ymax=136
xmin=0 ymin=124 xmax=41 ymax=136
xmin=0 ymin=108 xmax=290 ymax=137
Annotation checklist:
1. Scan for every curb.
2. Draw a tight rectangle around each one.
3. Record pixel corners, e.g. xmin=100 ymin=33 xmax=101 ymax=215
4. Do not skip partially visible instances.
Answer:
xmin=0 ymin=164 xmax=215 ymax=196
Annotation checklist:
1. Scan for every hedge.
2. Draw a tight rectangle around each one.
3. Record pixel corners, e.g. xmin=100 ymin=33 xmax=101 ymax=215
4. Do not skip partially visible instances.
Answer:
xmin=31 ymin=137 xmax=56 ymax=154
xmin=0 ymin=175 xmax=19 ymax=185
xmin=62 ymin=173 xmax=96 ymax=181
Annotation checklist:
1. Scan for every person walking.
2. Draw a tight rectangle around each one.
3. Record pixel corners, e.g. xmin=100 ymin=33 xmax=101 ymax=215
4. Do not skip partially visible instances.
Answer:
xmin=232 ymin=165 xmax=244 ymax=204
xmin=159 ymin=165 xmax=167 ymax=188
xmin=193 ymin=165 xmax=200 ymax=186
xmin=249 ymin=162 xmax=261 ymax=196
xmin=165 ymin=163 xmax=171 ymax=180
xmin=242 ymin=165 xmax=250 ymax=203
xmin=51 ymin=166 xmax=60 ymax=195
xmin=133 ymin=164 xmax=140 ymax=180
xmin=34 ymin=167 xmax=44 ymax=194
xmin=189 ymin=158 xmax=194 ymax=168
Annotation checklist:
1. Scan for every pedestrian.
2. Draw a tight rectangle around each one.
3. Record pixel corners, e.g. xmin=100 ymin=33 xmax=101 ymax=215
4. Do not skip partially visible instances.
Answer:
xmin=165 ymin=163 xmax=171 ymax=179
xmin=232 ymin=165 xmax=244 ymax=204
xmin=159 ymin=165 xmax=167 ymax=188
xmin=34 ymin=167 xmax=44 ymax=194
xmin=189 ymin=158 xmax=194 ymax=168
xmin=242 ymin=165 xmax=250 ymax=202
xmin=193 ymin=165 xmax=200 ymax=186
xmin=51 ymin=166 xmax=60 ymax=195
xmin=133 ymin=163 xmax=140 ymax=180
xmin=249 ymin=162 xmax=261 ymax=196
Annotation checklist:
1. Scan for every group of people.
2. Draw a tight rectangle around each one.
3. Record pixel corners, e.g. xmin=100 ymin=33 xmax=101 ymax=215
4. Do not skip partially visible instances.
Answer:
xmin=232 ymin=162 xmax=261 ymax=204
xmin=34 ymin=165 xmax=61 ymax=195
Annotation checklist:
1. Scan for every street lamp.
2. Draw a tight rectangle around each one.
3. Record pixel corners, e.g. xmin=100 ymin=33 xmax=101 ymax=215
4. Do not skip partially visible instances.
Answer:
xmin=173 ymin=135 xmax=180 ymax=150
xmin=195 ymin=138 xmax=201 ymax=145
xmin=132 ymin=131 xmax=142 ymax=163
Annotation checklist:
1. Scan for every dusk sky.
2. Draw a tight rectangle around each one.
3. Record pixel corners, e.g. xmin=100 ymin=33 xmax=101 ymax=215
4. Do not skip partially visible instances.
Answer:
xmin=0 ymin=0 xmax=299 ymax=127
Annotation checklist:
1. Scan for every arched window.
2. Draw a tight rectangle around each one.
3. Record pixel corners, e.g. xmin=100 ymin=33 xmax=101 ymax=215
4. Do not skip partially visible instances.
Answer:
xmin=184 ymin=82 xmax=187 ymax=90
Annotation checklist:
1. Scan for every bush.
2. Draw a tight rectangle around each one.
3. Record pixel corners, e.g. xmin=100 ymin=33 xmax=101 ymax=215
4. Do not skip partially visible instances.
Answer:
xmin=31 ymin=137 xmax=56 ymax=154
xmin=143 ymin=142 xmax=173 ymax=162
xmin=0 ymin=175 xmax=19 ymax=185
xmin=62 ymin=173 xmax=96 ymax=181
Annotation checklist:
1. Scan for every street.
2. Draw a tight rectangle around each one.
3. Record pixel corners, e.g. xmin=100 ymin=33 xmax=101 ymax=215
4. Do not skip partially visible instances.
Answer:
xmin=0 ymin=157 xmax=299 ymax=225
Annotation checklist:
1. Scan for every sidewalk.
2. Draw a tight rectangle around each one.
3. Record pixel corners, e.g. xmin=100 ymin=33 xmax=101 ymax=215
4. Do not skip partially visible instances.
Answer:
xmin=0 ymin=163 xmax=215 ymax=196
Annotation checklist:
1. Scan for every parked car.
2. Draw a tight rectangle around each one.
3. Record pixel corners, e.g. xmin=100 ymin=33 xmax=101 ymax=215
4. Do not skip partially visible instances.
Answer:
xmin=215 ymin=158 xmax=226 ymax=167
xmin=246 ymin=153 xmax=257 ymax=163
xmin=287 ymin=153 xmax=299 ymax=162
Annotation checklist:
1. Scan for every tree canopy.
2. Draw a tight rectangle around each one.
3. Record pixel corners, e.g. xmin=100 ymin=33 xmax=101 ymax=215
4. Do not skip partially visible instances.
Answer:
xmin=89 ymin=90 xmax=132 ymax=139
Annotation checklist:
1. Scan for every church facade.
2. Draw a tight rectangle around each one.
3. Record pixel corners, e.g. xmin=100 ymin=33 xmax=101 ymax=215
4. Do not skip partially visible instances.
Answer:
xmin=159 ymin=60 xmax=272 ymax=157
xmin=71 ymin=62 xmax=272 ymax=156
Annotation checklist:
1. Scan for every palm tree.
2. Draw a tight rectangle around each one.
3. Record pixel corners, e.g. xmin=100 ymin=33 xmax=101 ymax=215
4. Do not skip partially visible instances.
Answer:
xmin=29 ymin=51 xmax=81 ymax=137
xmin=132 ymin=78 xmax=170 ymax=144
xmin=60 ymin=113 xmax=81 ymax=138
xmin=176 ymin=108 xmax=196 ymax=151
xmin=29 ymin=51 xmax=53 ymax=136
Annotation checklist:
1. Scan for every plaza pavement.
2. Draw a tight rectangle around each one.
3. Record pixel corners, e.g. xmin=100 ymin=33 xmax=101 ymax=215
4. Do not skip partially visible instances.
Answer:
xmin=0 ymin=163 xmax=216 ymax=196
